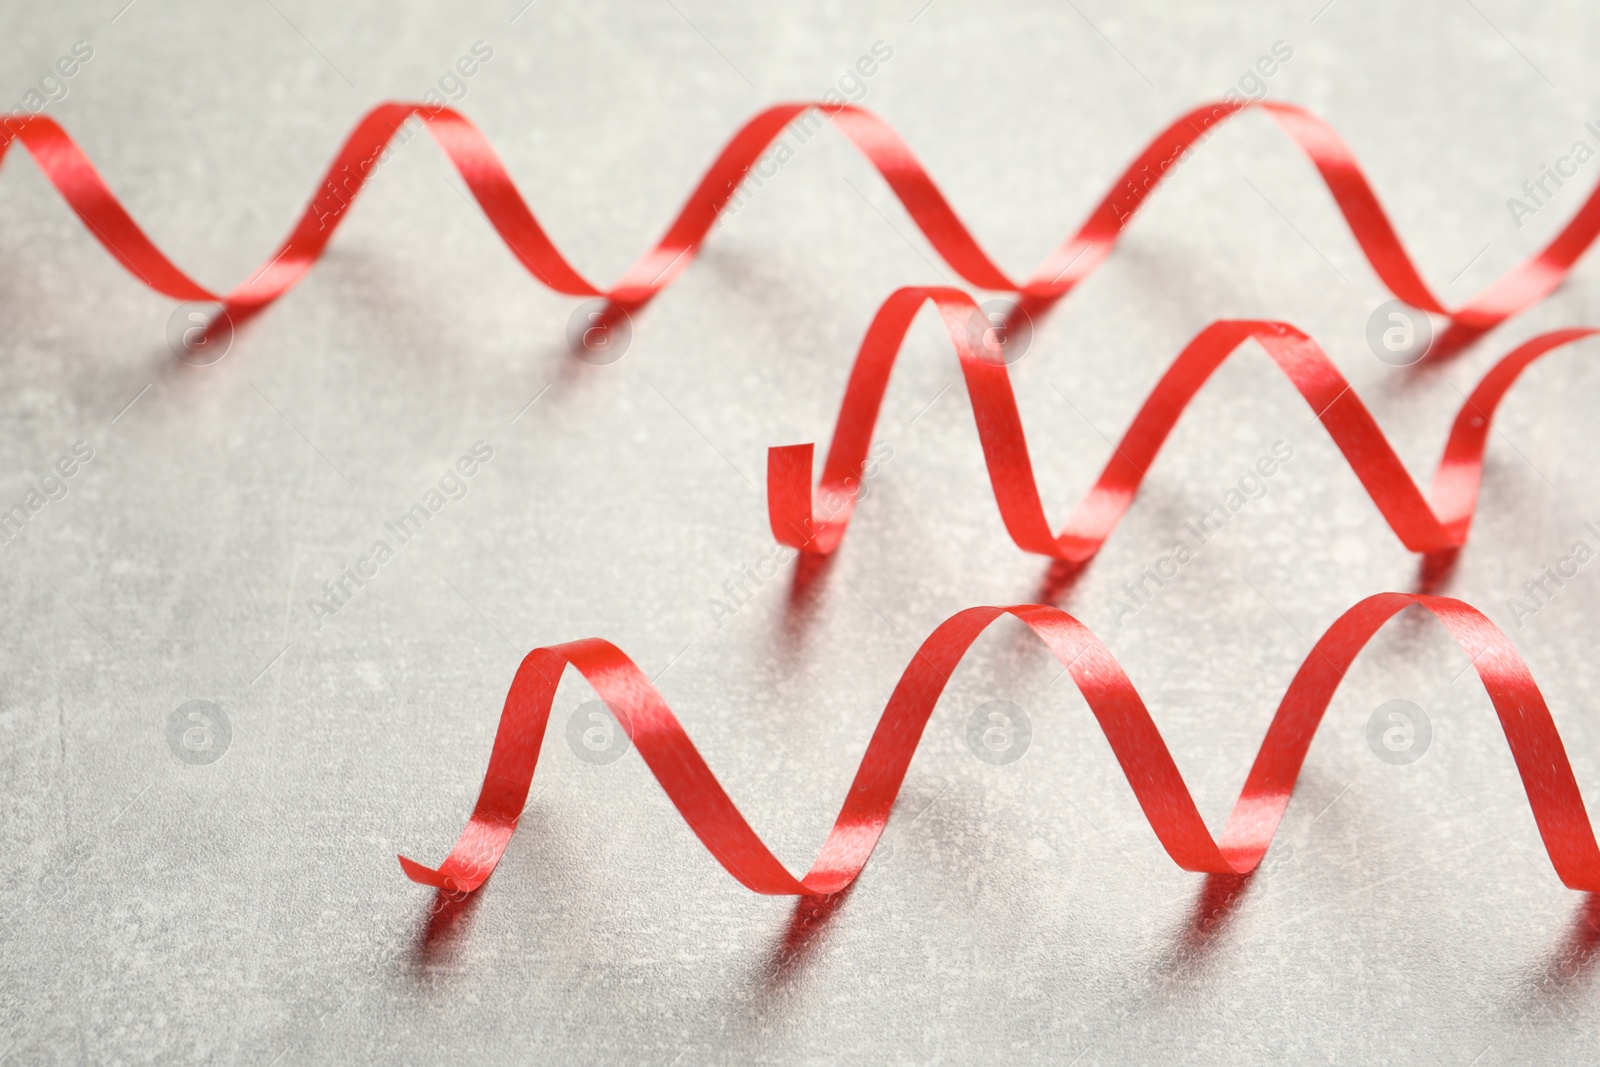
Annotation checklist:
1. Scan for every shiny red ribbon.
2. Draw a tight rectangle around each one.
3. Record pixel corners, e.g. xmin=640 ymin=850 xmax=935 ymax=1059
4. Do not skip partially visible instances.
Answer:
xmin=4 ymin=99 xmax=1596 ymax=339
xmin=769 ymin=300 xmax=1595 ymax=559
xmin=16 ymin=102 xmax=1595 ymax=904
xmin=401 ymin=593 xmax=1600 ymax=897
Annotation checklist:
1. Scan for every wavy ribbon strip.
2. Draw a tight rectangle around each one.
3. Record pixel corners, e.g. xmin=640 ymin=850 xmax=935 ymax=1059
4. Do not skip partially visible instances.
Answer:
xmin=400 ymin=592 xmax=1600 ymax=897
xmin=768 ymin=293 xmax=1596 ymax=559
xmin=4 ymin=99 xmax=1596 ymax=339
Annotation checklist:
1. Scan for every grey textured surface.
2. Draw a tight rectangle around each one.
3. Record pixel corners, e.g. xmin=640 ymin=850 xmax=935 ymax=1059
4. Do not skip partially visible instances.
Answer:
xmin=4 ymin=0 xmax=1600 ymax=1063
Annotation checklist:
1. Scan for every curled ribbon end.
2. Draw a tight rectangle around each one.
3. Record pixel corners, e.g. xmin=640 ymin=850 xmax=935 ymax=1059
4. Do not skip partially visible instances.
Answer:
xmin=768 ymin=442 xmax=822 ymax=550
xmin=398 ymin=854 xmax=452 ymax=888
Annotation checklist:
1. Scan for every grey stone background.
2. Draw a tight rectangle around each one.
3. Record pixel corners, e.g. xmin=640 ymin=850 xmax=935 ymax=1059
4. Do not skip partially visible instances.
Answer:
xmin=3 ymin=0 xmax=1600 ymax=1062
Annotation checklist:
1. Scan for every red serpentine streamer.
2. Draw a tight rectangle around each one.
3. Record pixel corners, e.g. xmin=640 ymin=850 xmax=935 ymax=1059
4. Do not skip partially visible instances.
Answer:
xmin=400 ymin=592 xmax=1600 ymax=897
xmin=16 ymin=101 xmax=1598 ymax=903
xmin=3 ymin=99 xmax=1597 ymax=340
xmin=768 ymin=296 xmax=1597 ymax=559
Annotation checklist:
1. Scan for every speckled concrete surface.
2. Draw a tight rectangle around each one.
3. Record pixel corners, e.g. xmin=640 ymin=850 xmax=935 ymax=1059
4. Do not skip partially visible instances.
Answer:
xmin=4 ymin=1 xmax=1600 ymax=1063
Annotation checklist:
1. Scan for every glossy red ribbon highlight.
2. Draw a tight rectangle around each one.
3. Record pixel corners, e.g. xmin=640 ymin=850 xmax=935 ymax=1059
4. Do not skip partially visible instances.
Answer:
xmin=769 ymin=296 xmax=1596 ymax=560
xmin=4 ymin=99 xmax=1597 ymax=340
xmin=401 ymin=592 xmax=1600 ymax=897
